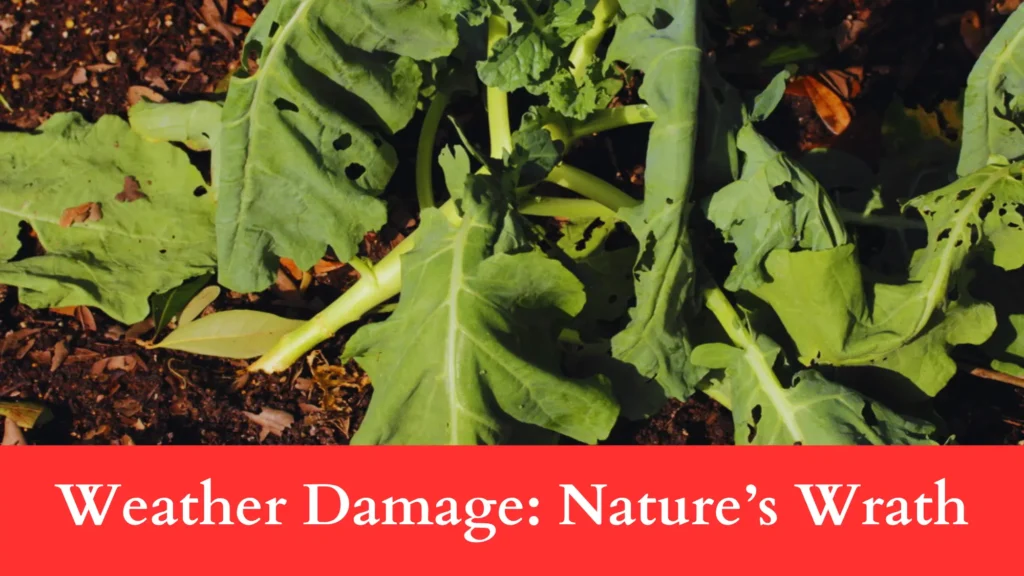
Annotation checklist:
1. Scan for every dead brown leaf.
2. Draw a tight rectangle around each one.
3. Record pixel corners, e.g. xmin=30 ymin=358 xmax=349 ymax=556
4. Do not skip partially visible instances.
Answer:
xmin=800 ymin=75 xmax=853 ymax=135
xmin=90 ymin=354 xmax=148 ymax=376
xmin=76 ymin=306 xmax=97 ymax=331
xmin=2 ymin=418 xmax=27 ymax=446
xmin=125 ymin=317 xmax=155 ymax=341
xmin=41 ymin=66 xmax=71 ymax=80
xmin=71 ymin=67 xmax=88 ymax=85
xmin=59 ymin=202 xmax=103 ymax=228
xmin=116 ymin=176 xmax=148 ymax=202
xmin=313 ymin=258 xmax=346 ymax=275
xmin=65 ymin=349 xmax=101 ymax=364
xmin=231 ymin=6 xmax=256 ymax=27
xmin=143 ymin=67 xmax=170 ymax=91
xmin=50 ymin=340 xmax=68 ymax=372
xmin=201 ymin=0 xmax=243 ymax=47
xmin=1 ymin=328 xmax=41 ymax=356
xmin=243 ymin=408 xmax=295 ymax=442
xmin=127 ymin=85 xmax=166 ymax=106
xmin=15 ymin=338 xmax=35 ymax=359
xmin=29 ymin=350 xmax=52 ymax=365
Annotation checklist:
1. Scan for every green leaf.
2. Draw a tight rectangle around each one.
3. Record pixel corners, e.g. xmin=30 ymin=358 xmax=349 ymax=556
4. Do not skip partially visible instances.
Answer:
xmin=706 ymin=122 xmax=847 ymax=292
xmin=343 ymin=178 xmax=619 ymax=445
xmin=607 ymin=0 xmax=706 ymax=399
xmin=465 ymin=0 xmax=620 ymax=120
xmin=0 ymin=112 xmax=216 ymax=325
xmin=150 ymin=274 xmax=213 ymax=339
xmin=128 ymin=100 xmax=222 ymax=152
xmin=759 ymin=42 xmax=819 ymax=67
xmin=694 ymin=291 xmax=939 ymax=445
xmin=151 ymin=309 xmax=305 ymax=359
xmin=215 ymin=0 xmax=458 ymax=293
xmin=957 ymin=7 xmax=1024 ymax=176
xmin=749 ymin=163 xmax=1024 ymax=394
xmin=179 ymin=285 xmax=222 ymax=326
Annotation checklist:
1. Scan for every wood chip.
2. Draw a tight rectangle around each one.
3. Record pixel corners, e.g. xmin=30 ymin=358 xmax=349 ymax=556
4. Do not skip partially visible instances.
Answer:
xmin=125 ymin=317 xmax=155 ymax=341
xmin=91 ymin=354 xmax=148 ymax=376
xmin=71 ymin=67 xmax=88 ymax=85
xmin=127 ymin=85 xmax=165 ymax=106
xmin=231 ymin=6 xmax=256 ymax=27
xmin=243 ymin=408 xmax=295 ymax=442
xmin=200 ymin=0 xmax=243 ymax=47
xmin=76 ymin=306 xmax=97 ymax=332
xmin=86 ymin=63 xmax=117 ymax=73
xmin=15 ymin=338 xmax=35 ymax=359
xmin=50 ymin=340 xmax=68 ymax=372
xmin=59 ymin=202 xmax=103 ymax=228
xmin=1 ymin=328 xmax=41 ymax=356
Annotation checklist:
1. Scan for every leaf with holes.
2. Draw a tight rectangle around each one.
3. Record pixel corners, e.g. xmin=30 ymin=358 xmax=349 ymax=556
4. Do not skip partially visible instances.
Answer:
xmin=691 ymin=318 xmax=938 ymax=445
xmin=0 ymin=112 xmax=216 ymax=325
xmin=957 ymin=6 xmax=1024 ymax=176
xmin=342 ymin=176 xmax=619 ymax=445
xmin=607 ymin=0 xmax=707 ymax=400
xmin=215 ymin=0 xmax=458 ymax=293
xmin=750 ymin=161 xmax=1024 ymax=395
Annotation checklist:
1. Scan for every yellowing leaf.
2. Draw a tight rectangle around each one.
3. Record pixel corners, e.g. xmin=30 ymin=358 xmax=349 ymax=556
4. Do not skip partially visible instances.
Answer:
xmin=178 ymin=285 xmax=221 ymax=326
xmin=151 ymin=310 xmax=305 ymax=359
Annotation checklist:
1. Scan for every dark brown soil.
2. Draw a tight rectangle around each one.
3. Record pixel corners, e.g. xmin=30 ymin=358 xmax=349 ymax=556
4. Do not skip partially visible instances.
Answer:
xmin=2 ymin=0 xmax=1023 ymax=446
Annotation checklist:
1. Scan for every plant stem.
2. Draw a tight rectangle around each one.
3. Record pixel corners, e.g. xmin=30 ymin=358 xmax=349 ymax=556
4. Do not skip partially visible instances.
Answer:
xmin=518 ymin=196 xmax=620 ymax=220
xmin=703 ymin=286 xmax=805 ymax=442
xmin=838 ymin=208 xmax=927 ymax=231
xmin=250 ymin=201 xmax=461 ymax=374
xmin=415 ymin=92 xmax=450 ymax=210
xmin=487 ymin=16 xmax=512 ymax=159
xmin=545 ymin=163 xmax=640 ymax=210
xmin=571 ymin=104 xmax=657 ymax=138
xmin=568 ymin=0 xmax=621 ymax=84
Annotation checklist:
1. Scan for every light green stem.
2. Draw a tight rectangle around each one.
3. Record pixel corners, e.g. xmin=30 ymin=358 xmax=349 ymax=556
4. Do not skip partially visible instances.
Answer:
xmin=568 ymin=0 xmax=621 ymax=83
xmin=250 ymin=201 xmax=461 ymax=374
xmin=545 ymin=163 xmax=640 ymax=210
xmin=416 ymin=92 xmax=451 ymax=210
xmin=838 ymin=209 xmax=927 ymax=231
xmin=487 ymin=16 xmax=512 ymax=159
xmin=571 ymin=104 xmax=657 ymax=138
xmin=518 ymin=196 xmax=619 ymax=220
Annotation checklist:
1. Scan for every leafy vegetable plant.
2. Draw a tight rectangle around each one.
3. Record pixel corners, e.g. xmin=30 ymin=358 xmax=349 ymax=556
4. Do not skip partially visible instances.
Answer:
xmin=2 ymin=1 xmax=1024 ymax=445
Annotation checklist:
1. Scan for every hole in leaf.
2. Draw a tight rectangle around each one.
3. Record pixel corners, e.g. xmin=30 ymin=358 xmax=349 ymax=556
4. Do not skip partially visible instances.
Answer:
xmin=274 ymin=98 xmax=299 ymax=113
xmin=193 ymin=187 xmax=207 ymax=197
xmin=978 ymin=194 xmax=995 ymax=220
xmin=652 ymin=8 xmax=673 ymax=29
xmin=968 ymin=222 xmax=979 ymax=245
xmin=956 ymin=188 xmax=975 ymax=201
xmin=345 ymin=163 xmax=366 ymax=180
xmin=159 ymin=249 xmax=167 ymax=254
xmin=666 ymin=198 xmax=674 ymax=205
xmin=333 ymin=134 xmax=353 ymax=151
xmin=269 ymin=21 xmax=280 ymax=38
xmin=937 ymin=228 xmax=951 ymax=242
xmin=861 ymin=402 xmax=879 ymax=427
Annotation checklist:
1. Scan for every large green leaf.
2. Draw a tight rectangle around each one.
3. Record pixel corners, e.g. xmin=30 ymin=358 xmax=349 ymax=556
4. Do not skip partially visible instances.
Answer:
xmin=0 ymin=112 xmax=216 ymax=325
xmin=751 ymin=162 xmax=1024 ymax=395
xmin=692 ymin=291 xmax=939 ymax=445
xmin=706 ymin=122 xmax=847 ymax=292
xmin=215 ymin=0 xmax=458 ymax=293
xmin=957 ymin=7 xmax=1024 ymax=176
xmin=343 ymin=177 xmax=619 ymax=445
xmin=606 ymin=0 xmax=706 ymax=399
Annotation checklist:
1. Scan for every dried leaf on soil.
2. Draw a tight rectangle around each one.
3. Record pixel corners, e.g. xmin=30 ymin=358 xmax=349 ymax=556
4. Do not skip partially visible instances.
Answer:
xmin=90 ymin=354 xmax=148 ymax=376
xmin=201 ymin=0 xmax=243 ymax=46
xmin=50 ymin=340 xmax=68 ymax=372
xmin=243 ymin=408 xmax=294 ymax=441
xmin=127 ymin=85 xmax=166 ymax=106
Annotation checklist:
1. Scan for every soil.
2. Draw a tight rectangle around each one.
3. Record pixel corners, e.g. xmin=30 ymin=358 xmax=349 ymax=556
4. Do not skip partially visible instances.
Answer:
xmin=2 ymin=0 xmax=1023 ymax=446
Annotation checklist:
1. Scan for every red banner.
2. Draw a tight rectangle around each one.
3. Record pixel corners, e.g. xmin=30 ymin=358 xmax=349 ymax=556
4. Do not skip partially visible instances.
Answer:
xmin=0 ymin=446 xmax=1017 ymax=573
